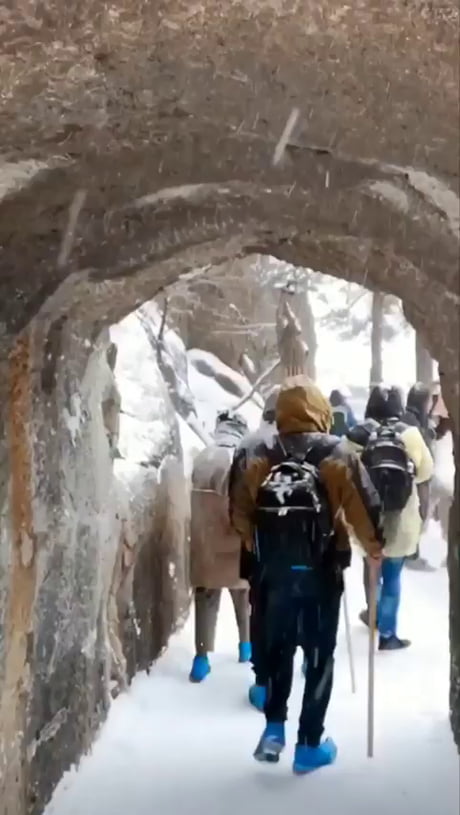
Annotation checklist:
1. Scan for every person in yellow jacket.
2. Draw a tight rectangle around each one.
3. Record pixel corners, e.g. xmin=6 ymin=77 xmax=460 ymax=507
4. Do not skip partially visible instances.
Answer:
xmin=346 ymin=385 xmax=434 ymax=650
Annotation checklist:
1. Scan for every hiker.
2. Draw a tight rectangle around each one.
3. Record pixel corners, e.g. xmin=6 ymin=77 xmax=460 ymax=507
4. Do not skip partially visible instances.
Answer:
xmin=329 ymin=388 xmax=357 ymax=436
xmin=229 ymin=379 xmax=383 ymax=774
xmin=402 ymin=383 xmax=436 ymax=571
xmin=229 ymin=387 xmax=280 ymax=712
xmin=403 ymin=382 xmax=436 ymax=450
xmin=347 ymin=385 xmax=433 ymax=649
xmin=189 ymin=410 xmax=251 ymax=682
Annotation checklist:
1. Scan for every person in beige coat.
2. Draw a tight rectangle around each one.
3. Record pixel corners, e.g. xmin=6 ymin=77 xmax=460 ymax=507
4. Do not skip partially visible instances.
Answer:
xmin=189 ymin=410 xmax=250 ymax=682
xmin=346 ymin=385 xmax=433 ymax=650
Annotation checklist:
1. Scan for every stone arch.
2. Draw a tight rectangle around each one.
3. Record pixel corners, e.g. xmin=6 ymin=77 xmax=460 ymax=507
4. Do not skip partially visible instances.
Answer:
xmin=0 ymin=4 xmax=459 ymax=804
xmin=0 ymin=154 xmax=459 ymax=815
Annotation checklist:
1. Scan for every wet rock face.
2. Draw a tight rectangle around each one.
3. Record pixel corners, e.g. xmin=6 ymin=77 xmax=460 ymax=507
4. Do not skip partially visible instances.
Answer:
xmin=0 ymin=311 xmax=190 ymax=815
xmin=0 ymin=322 xmax=119 ymax=815
xmin=118 ymin=456 xmax=190 ymax=677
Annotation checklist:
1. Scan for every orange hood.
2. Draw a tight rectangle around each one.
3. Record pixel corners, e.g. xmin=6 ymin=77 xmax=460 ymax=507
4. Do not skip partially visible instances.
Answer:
xmin=276 ymin=381 xmax=332 ymax=434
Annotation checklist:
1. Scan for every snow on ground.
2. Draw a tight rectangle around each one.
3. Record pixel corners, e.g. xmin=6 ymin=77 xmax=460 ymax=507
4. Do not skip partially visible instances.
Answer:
xmin=45 ymin=522 xmax=457 ymax=815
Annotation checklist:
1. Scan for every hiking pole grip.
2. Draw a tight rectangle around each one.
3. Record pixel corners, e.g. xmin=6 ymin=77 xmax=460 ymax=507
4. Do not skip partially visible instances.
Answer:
xmin=342 ymin=578 xmax=356 ymax=694
xmin=367 ymin=559 xmax=378 ymax=758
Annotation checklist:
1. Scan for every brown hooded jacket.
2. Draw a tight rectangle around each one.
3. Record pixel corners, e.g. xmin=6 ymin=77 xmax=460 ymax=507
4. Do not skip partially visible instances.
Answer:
xmin=229 ymin=382 xmax=383 ymax=561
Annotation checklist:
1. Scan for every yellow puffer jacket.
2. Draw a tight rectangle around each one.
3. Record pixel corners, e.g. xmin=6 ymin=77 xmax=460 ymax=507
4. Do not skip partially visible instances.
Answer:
xmin=345 ymin=423 xmax=434 ymax=558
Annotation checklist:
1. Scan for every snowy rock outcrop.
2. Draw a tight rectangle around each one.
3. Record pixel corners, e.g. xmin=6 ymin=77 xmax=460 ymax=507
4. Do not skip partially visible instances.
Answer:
xmin=110 ymin=311 xmax=191 ymax=679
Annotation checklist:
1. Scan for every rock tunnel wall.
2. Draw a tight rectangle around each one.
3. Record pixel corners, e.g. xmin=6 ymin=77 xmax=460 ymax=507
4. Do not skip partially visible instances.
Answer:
xmin=0 ymin=306 xmax=191 ymax=815
xmin=0 ymin=320 xmax=120 ymax=815
xmin=0 ymin=174 xmax=458 ymax=815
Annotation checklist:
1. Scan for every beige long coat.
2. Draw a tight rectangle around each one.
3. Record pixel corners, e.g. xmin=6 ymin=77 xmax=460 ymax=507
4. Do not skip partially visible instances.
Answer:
xmin=190 ymin=444 xmax=247 ymax=590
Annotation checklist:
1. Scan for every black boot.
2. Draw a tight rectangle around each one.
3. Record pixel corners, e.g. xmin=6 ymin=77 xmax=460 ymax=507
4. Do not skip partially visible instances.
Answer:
xmin=379 ymin=635 xmax=411 ymax=651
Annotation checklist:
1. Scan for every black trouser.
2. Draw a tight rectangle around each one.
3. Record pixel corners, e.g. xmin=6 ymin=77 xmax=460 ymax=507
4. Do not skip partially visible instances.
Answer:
xmin=241 ymin=547 xmax=269 ymax=686
xmin=249 ymin=577 xmax=268 ymax=686
xmin=263 ymin=571 xmax=342 ymax=747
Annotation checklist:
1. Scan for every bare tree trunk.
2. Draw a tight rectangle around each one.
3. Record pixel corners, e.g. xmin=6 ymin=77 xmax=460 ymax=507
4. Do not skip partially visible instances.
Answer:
xmin=370 ymin=291 xmax=384 ymax=388
xmin=276 ymin=291 xmax=309 ymax=380
xmin=302 ymin=278 xmax=317 ymax=380
xmin=416 ymin=332 xmax=433 ymax=385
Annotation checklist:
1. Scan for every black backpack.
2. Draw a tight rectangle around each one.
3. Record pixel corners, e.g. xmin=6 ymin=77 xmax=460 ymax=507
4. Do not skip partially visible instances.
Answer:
xmin=254 ymin=444 xmax=332 ymax=577
xmin=361 ymin=421 xmax=415 ymax=513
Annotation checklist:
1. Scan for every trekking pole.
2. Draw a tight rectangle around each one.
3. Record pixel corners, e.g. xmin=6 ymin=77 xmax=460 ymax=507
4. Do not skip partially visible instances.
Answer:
xmin=367 ymin=559 xmax=378 ymax=758
xmin=342 ymin=578 xmax=356 ymax=694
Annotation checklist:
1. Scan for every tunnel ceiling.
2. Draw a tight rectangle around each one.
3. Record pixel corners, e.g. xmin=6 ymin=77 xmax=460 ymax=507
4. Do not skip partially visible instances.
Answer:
xmin=0 ymin=0 xmax=458 ymax=354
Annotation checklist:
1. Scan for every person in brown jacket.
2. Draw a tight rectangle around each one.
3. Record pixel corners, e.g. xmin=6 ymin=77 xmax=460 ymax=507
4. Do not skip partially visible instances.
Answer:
xmin=229 ymin=379 xmax=383 ymax=774
xmin=189 ymin=410 xmax=251 ymax=682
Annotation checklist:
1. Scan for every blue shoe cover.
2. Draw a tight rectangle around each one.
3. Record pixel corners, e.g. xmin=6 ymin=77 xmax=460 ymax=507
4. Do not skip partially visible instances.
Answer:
xmin=293 ymin=738 xmax=337 ymax=774
xmin=239 ymin=641 xmax=252 ymax=663
xmin=189 ymin=655 xmax=210 ymax=683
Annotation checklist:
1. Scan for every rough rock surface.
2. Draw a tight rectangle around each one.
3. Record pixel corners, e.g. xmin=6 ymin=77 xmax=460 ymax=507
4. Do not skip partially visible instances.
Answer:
xmin=0 ymin=308 xmax=191 ymax=815
xmin=111 ymin=310 xmax=190 ymax=679
xmin=0 ymin=1 xmax=459 ymax=813
xmin=0 ymin=321 xmax=121 ymax=815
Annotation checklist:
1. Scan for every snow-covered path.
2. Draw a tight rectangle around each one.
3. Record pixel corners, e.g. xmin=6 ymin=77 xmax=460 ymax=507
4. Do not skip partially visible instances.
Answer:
xmin=46 ymin=523 xmax=458 ymax=815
